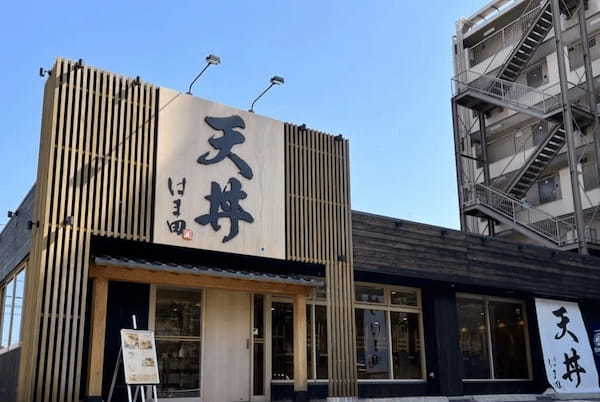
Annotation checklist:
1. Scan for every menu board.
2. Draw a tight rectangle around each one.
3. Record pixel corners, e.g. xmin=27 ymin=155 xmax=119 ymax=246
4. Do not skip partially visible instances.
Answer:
xmin=120 ymin=329 xmax=160 ymax=385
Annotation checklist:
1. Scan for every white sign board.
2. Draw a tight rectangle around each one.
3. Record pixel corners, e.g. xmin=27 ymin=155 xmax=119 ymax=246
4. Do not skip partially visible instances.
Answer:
xmin=154 ymin=88 xmax=285 ymax=259
xmin=120 ymin=329 xmax=160 ymax=385
xmin=535 ymin=298 xmax=599 ymax=393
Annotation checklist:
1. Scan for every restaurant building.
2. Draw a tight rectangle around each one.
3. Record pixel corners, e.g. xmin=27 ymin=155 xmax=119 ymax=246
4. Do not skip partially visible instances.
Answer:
xmin=1 ymin=58 xmax=600 ymax=402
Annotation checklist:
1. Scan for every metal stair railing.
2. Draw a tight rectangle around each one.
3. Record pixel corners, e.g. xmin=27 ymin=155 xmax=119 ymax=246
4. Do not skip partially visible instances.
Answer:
xmin=493 ymin=0 xmax=552 ymax=83
xmin=452 ymin=70 xmax=562 ymax=114
xmin=463 ymin=182 xmax=577 ymax=245
xmin=504 ymin=123 xmax=565 ymax=197
xmin=469 ymin=1 xmax=544 ymax=67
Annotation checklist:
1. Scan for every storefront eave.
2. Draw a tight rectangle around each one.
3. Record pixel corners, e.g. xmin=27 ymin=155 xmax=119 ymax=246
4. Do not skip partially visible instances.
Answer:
xmin=89 ymin=263 xmax=316 ymax=297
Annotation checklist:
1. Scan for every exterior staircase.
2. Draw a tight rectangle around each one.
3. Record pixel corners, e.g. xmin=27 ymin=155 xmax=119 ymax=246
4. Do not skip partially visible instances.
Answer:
xmin=463 ymin=182 xmax=578 ymax=247
xmin=454 ymin=0 xmax=593 ymax=248
xmin=494 ymin=1 xmax=553 ymax=86
xmin=504 ymin=123 xmax=566 ymax=199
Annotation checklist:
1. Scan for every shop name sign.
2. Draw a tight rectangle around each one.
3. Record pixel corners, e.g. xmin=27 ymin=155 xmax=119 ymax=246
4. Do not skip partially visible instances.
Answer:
xmin=535 ymin=298 xmax=599 ymax=393
xmin=154 ymin=88 xmax=285 ymax=259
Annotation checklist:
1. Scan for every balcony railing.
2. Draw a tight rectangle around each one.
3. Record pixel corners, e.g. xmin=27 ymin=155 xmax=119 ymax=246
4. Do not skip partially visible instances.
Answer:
xmin=452 ymin=70 xmax=562 ymax=115
xmin=463 ymin=182 xmax=579 ymax=245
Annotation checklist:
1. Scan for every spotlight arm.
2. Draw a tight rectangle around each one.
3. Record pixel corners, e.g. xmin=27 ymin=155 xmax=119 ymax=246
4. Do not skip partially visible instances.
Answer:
xmin=187 ymin=62 xmax=212 ymax=95
xmin=249 ymin=83 xmax=275 ymax=113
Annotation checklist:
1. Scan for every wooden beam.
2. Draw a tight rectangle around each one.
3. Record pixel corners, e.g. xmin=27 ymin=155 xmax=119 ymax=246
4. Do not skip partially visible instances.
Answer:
xmin=89 ymin=264 xmax=313 ymax=297
xmin=86 ymin=277 xmax=108 ymax=397
xmin=293 ymin=293 xmax=308 ymax=393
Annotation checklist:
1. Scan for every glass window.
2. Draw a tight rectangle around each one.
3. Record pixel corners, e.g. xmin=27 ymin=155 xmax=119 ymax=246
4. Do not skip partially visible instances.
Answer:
xmin=155 ymin=288 xmax=202 ymax=337
xmin=489 ymin=301 xmax=529 ymax=379
xmin=315 ymin=305 xmax=328 ymax=379
xmin=272 ymin=302 xmax=294 ymax=380
xmin=1 ymin=268 xmax=26 ymax=349
xmin=1 ymin=278 xmax=15 ymax=347
xmin=355 ymin=286 xmax=385 ymax=304
xmin=457 ymin=297 xmax=491 ymax=379
xmin=354 ymin=284 xmax=425 ymax=380
xmin=253 ymin=295 xmax=265 ymax=396
xmin=391 ymin=312 xmax=422 ymax=379
xmin=391 ymin=290 xmax=418 ymax=307
xmin=355 ymin=308 xmax=390 ymax=379
xmin=155 ymin=288 xmax=202 ymax=398
xmin=538 ymin=175 xmax=560 ymax=204
xmin=457 ymin=295 xmax=531 ymax=380
xmin=271 ymin=300 xmax=328 ymax=381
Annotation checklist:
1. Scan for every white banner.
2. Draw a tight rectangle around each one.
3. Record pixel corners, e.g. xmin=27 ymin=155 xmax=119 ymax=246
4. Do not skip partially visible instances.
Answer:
xmin=535 ymin=298 xmax=599 ymax=393
xmin=120 ymin=329 xmax=160 ymax=385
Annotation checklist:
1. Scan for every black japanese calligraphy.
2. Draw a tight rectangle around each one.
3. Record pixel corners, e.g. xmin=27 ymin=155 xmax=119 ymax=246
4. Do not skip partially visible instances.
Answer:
xmin=166 ymin=177 xmax=187 ymax=236
xmin=194 ymin=177 xmax=254 ymax=243
xmin=166 ymin=219 xmax=187 ymax=235
xmin=562 ymin=348 xmax=586 ymax=387
xmin=168 ymin=177 xmax=187 ymax=196
xmin=553 ymin=306 xmax=579 ymax=343
xmin=198 ymin=115 xmax=254 ymax=180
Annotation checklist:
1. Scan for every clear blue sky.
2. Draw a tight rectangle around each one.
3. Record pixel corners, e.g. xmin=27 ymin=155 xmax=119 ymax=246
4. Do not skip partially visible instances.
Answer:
xmin=0 ymin=1 xmax=486 ymax=230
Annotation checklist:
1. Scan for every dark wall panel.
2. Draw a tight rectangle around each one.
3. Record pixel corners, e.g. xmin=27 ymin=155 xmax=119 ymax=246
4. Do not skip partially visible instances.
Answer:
xmin=0 ymin=348 xmax=20 ymax=402
xmin=0 ymin=186 xmax=34 ymax=281
xmin=101 ymin=281 xmax=150 ymax=402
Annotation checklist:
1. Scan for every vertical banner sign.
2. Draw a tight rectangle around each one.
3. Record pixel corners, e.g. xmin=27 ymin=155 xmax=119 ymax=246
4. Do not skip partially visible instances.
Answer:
xmin=120 ymin=329 xmax=160 ymax=385
xmin=154 ymin=88 xmax=285 ymax=259
xmin=535 ymin=298 xmax=599 ymax=393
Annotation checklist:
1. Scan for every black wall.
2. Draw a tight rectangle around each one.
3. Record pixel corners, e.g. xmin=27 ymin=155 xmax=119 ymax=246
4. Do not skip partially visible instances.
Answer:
xmin=101 ymin=281 xmax=150 ymax=402
xmin=0 ymin=186 xmax=34 ymax=281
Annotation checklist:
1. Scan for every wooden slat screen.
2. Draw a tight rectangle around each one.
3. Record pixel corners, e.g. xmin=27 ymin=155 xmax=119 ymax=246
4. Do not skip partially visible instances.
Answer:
xmin=19 ymin=58 xmax=157 ymax=402
xmin=284 ymin=123 xmax=357 ymax=396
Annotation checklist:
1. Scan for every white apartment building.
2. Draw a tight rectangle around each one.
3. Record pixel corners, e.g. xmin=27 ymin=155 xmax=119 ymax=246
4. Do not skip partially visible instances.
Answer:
xmin=452 ymin=0 xmax=600 ymax=255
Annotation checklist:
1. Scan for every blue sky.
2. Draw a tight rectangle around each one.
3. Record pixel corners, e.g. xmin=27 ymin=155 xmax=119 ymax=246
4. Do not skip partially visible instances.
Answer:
xmin=0 ymin=1 xmax=486 ymax=230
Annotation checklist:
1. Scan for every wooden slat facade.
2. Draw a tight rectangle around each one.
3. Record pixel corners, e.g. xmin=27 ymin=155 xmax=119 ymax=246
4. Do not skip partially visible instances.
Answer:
xmin=284 ymin=124 xmax=357 ymax=397
xmin=18 ymin=58 xmax=157 ymax=402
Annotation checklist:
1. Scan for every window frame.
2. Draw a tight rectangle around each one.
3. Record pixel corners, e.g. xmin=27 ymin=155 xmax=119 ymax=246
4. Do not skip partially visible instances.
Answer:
xmin=353 ymin=282 xmax=426 ymax=383
xmin=271 ymin=287 xmax=329 ymax=384
xmin=456 ymin=293 xmax=533 ymax=382
xmin=0 ymin=265 xmax=26 ymax=354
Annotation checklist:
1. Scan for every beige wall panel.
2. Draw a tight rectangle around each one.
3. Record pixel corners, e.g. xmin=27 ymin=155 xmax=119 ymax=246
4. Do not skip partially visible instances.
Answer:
xmin=154 ymin=87 xmax=286 ymax=259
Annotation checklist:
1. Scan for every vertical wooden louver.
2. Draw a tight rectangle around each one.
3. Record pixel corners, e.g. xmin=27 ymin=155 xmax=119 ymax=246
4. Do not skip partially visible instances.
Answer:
xmin=284 ymin=124 xmax=357 ymax=397
xmin=18 ymin=58 xmax=157 ymax=402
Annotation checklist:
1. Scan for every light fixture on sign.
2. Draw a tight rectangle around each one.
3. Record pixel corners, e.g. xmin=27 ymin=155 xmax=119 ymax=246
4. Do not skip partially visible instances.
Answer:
xmin=249 ymin=75 xmax=285 ymax=113
xmin=187 ymin=54 xmax=221 ymax=95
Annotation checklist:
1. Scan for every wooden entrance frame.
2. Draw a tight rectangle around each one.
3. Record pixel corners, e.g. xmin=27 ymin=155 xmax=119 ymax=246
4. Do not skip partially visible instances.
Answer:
xmin=86 ymin=263 xmax=312 ymax=400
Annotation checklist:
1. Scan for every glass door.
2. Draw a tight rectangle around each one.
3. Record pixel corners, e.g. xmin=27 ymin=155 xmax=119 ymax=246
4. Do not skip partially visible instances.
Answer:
xmin=154 ymin=288 xmax=203 ymax=401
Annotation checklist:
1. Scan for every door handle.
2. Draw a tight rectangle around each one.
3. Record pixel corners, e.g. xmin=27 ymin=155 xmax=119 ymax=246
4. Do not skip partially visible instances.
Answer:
xmin=246 ymin=338 xmax=251 ymax=349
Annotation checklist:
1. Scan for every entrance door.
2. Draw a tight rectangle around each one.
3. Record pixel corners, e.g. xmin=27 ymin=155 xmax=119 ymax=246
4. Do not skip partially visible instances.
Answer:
xmin=203 ymin=289 xmax=252 ymax=402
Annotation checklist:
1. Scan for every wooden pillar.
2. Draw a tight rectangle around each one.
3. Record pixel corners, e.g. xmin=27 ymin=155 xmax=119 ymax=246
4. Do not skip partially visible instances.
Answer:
xmin=293 ymin=293 xmax=308 ymax=400
xmin=86 ymin=277 xmax=108 ymax=399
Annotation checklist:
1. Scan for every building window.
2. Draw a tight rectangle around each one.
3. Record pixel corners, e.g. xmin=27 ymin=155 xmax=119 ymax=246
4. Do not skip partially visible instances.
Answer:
xmin=355 ymin=284 xmax=424 ymax=380
xmin=272 ymin=286 xmax=328 ymax=381
xmin=457 ymin=294 xmax=531 ymax=380
xmin=1 ymin=268 xmax=25 ymax=350
xmin=154 ymin=288 xmax=202 ymax=398
xmin=538 ymin=175 xmax=560 ymax=204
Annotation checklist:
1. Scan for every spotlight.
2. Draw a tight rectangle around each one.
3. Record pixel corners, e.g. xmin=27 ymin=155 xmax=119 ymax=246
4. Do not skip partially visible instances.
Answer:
xmin=187 ymin=54 xmax=221 ymax=95
xmin=249 ymin=75 xmax=285 ymax=113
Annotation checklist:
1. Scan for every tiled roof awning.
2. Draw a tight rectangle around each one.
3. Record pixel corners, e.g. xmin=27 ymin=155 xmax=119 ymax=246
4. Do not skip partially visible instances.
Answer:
xmin=93 ymin=255 xmax=322 ymax=287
